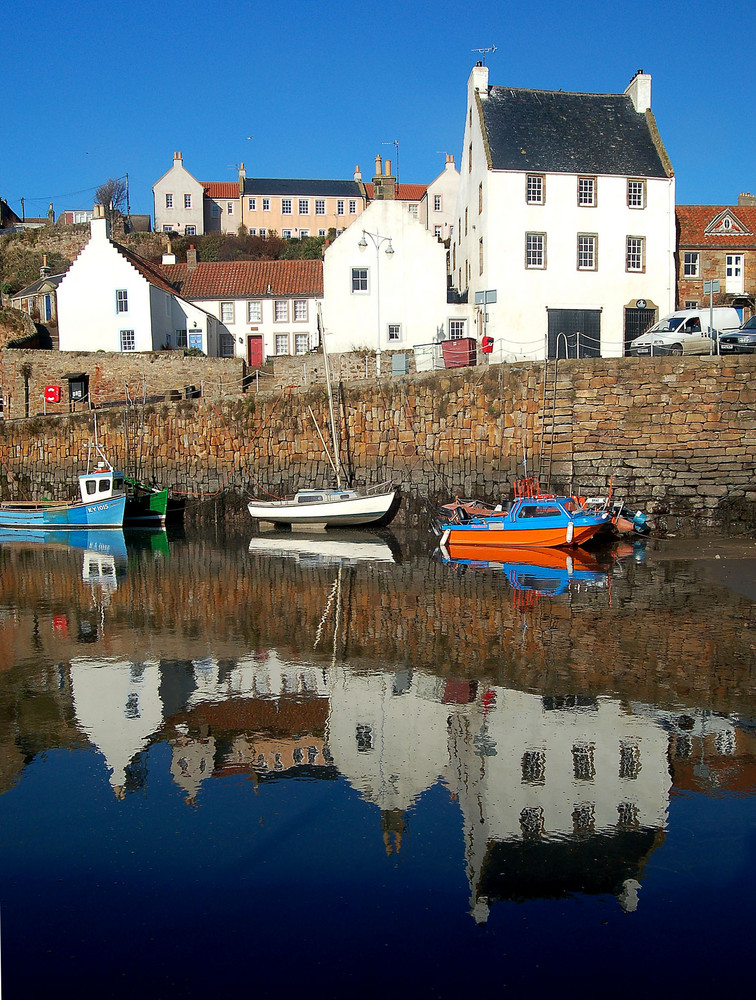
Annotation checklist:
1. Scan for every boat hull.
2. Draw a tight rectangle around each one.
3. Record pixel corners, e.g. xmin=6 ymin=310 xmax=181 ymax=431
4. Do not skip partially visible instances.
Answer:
xmin=440 ymin=516 xmax=607 ymax=549
xmin=124 ymin=487 xmax=169 ymax=527
xmin=0 ymin=494 xmax=126 ymax=529
xmin=248 ymin=489 xmax=396 ymax=527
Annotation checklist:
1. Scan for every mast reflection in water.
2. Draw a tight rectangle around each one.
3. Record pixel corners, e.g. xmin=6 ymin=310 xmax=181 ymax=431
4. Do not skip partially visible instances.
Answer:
xmin=1 ymin=526 xmax=756 ymax=998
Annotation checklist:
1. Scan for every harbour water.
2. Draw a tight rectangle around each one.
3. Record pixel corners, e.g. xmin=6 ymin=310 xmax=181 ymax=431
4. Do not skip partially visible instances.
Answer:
xmin=1 ymin=524 xmax=755 ymax=997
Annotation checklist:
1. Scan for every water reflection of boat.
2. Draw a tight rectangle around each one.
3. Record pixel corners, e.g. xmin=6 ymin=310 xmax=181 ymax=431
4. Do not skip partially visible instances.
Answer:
xmin=248 ymin=530 xmax=399 ymax=566
xmin=439 ymin=543 xmax=610 ymax=596
xmin=0 ymin=527 xmax=128 ymax=560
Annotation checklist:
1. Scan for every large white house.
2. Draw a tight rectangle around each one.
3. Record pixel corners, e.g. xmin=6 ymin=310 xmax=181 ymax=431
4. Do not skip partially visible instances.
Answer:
xmin=452 ymin=65 xmax=676 ymax=360
xmin=57 ymin=212 xmax=219 ymax=355
xmin=322 ymin=192 xmax=468 ymax=371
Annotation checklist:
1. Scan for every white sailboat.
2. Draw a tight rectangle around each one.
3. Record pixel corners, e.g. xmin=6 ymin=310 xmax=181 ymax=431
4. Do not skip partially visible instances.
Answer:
xmin=247 ymin=307 xmax=397 ymax=528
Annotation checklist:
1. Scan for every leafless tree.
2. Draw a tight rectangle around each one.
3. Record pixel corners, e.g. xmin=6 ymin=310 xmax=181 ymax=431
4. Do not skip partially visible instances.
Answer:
xmin=95 ymin=177 xmax=127 ymax=226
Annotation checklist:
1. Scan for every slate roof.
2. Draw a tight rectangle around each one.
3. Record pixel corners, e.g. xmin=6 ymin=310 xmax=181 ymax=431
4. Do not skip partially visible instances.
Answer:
xmin=480 ymin=87 xmax=670 ymax=178
xmin=677 ymin=205 xmax=756 ymax=248
xmin=364 ymin=182 xmax=427 ymax=201
xmin=162 ymin=259 xmax=324 ymax=299
xmin=11 ymin=272 xmax=66 ymax=299
xmin=242 ymin=178 xmax=364 ymax=198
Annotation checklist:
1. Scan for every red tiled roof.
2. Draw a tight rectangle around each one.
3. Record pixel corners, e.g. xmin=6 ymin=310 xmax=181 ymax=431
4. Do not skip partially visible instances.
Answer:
xmin=677 ymin=205 xmax=756 ymax=248
xmin=162 ymin=259 xmax=324 ymax=299
xmin=364 ymin=182 xmax=427 ymax=201
xmin=203 ymin=182 xmax=239 ymax=199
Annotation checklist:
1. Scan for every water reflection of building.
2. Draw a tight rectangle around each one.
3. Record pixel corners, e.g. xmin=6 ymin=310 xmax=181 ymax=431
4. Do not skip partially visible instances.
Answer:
xmin=69 ymin=658 xmax=162 ymax=798
xmin=65 ymin=652 xmax=756 ymax=922
xmin=447 ymin=689 xmax=670 ymax=922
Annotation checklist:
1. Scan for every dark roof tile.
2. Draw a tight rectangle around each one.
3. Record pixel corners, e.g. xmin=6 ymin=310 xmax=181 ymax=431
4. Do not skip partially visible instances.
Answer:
xmin=481 ymin=88 xmax=669 ymax=178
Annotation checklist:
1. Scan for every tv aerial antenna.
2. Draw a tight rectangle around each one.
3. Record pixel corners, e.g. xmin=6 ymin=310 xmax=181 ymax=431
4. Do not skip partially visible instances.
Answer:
xmin=472 ymin=44 xmax=497 ymax=64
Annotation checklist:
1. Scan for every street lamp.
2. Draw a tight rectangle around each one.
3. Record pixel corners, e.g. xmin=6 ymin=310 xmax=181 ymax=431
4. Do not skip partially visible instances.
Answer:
xmin=358 ymin=229 xmax=394 ymax=376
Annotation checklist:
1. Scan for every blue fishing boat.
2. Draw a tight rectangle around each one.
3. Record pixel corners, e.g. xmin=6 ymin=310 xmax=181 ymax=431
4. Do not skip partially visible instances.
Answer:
xmin=434 ymin=480 xmax=612 ymax=550
xmin=0 ymin=462 xmax=126 ymax=529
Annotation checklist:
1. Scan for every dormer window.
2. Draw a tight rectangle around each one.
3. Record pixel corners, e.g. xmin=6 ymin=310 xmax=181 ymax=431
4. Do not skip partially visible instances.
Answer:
xmin=723 ymin=217 xmax=731 ymax=230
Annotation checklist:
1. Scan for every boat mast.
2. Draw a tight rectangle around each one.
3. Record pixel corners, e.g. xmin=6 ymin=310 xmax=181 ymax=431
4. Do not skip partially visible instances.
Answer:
xmin=318 ymin=303 xmax=345 ymax=489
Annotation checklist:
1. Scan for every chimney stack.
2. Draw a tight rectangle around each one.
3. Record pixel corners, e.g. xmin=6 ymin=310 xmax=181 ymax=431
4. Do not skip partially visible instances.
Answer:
xmin=239 ymin=161 xmax=246 ymax=196
xmin=738 ymin=192 xmax=756 ymax=206
xmin=162 ymin=239 xmax=177 ymax=266
xmin=186 ymin=245 xmax=198 ymax=272
xmin=354 ymin=164 xmax=362 ymax=182
xmin=40 ymin=254 xmax=51 ymax=278
xmin=372 ymin=154 xmax=396 ymax=200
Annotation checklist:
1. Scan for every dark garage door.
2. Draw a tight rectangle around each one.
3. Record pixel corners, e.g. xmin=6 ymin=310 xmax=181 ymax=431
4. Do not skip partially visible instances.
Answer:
xmin=624 ymin=307 xmax=656 ymax=354
xmin=547 ymin=309 xmax=601 ymax=358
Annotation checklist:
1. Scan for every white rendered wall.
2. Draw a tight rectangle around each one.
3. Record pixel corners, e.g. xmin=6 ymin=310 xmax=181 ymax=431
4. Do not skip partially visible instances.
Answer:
xmin=153 ymin=157 xmax=205 ymax=235
xmin=57 ymin=220 xmax=155 ymax=352
xmin=322 ymin=200 xmax=467 ymax=356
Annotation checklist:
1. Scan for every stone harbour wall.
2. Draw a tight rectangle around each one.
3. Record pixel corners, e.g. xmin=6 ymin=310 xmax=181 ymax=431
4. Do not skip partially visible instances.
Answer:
xmin=0 ymin=355 xmax=754 ymax=530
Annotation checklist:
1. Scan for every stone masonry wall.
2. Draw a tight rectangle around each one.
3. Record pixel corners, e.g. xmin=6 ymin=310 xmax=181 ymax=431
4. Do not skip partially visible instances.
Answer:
xmin=0 ymin=355 xmax=754 ymax=530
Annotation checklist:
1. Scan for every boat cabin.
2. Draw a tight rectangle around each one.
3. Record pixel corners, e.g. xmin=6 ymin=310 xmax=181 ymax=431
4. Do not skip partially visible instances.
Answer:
xmin=78 ymin=463 xmax=125 ymax=504
xmin=294 ymin=489 xmax=359 ymax=504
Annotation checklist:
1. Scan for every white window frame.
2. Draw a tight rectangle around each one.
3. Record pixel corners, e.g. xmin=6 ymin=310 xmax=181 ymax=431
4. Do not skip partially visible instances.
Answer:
xmin=282 ymin=229 xmax=293 ymax=239
xmin=627 ymin=179 xmax=646 ymax=209
xmin=408 ymin=204 xmax=418 ymax=219
xmin=294 ymin=333 xmax=309 ymax=355
xmin=299 ymin=229 xmax=310 ymax=238
xmin=577 ymin=234 xmax=597 ymax=271
xmin=293 ymin=300 xmax=308 ymax=322
xmin=315 ymin=199 xmax=326 ymax=215
xmin=351 ymin=267 xmax=368 ymax=293
xmin=262 ymin=198 xmax=270 ymax=211
xmin=683 ymin=252 xmax=699 ymax=278
xmin=449 ymin=319 xmax=467 ymax=340
xmin=527 ymin=175 xmax=544 ymax=205
xmin=298 ymin=199 xmax=309 ymax=215
xmin=282 ymin=198 xmax=292 ymax=215
xmin=434 ymin=194 xmax=442 ymax=212
xmin=184 ymin=194 xmax=192 ymax=209
xmin=116 ymin=289 xmax=128 ymax=313
xmin=220 ymin=301 xmax=235 ymax=323
xmin=626 ymin=236 xmax=645 ymax=272
xmin=165 ymin=193 xmax=173 ymax=209
xmin=248 ymin=197 xmax=256 ymax=211
xmin=274 ymin=300 xmax=289 ymax=322
xmin=578 ymin=176 xmax=596 ymax=207
xmin=247 ymin=300 xmax=262 ymax=323
xmin=275 ymin=333 xmax=289 ymax=355
xmin=434 ymin=225 xmax=442 ymax=238
xmin=387 ymin=323 xmax=401 ymax=342
xmin=526 ymin=232 xmax=546 ymax=269
xmin=337 ymin=200 xmax=345 ymax=216
xmin=185 ymin=225 xmax=196 ymax=236
xmin=227 ymin=202 xmax=234 ymax=215
xmin=349 ymin=199 xmax=357 ymax=214
xmin=120 ymin=329 xmax=135 ymax=352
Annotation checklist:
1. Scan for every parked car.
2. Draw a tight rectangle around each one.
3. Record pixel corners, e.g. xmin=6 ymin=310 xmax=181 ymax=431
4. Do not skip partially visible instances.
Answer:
xmin=627 ymin=307 xmax=742 ymax=356
xmin=718 ymin=315 xmax=756 ymax=354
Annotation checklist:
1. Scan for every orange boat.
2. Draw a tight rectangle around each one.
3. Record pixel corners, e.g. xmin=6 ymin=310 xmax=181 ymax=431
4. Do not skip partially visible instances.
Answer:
xmin=435 ymin=488 xmax=612 ymax=549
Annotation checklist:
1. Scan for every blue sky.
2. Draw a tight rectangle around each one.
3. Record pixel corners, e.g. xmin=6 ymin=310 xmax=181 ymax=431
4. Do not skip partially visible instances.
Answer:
xmin=4 ymin=0 xmax=753 ymax=220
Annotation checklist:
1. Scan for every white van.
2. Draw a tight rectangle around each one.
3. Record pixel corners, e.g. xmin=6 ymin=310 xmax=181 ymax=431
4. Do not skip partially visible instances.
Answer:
xmin=628 ymin=307 xmax=742 ymax=356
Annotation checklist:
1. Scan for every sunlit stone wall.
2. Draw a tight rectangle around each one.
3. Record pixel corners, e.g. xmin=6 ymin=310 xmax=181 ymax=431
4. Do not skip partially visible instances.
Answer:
xmin=0 ymin=355 xmax=754 ymax=527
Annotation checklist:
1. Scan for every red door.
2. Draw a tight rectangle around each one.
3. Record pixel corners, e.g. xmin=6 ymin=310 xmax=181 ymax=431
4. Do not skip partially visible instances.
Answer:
xmin=247 ymin=335 xmax=264 ymax=367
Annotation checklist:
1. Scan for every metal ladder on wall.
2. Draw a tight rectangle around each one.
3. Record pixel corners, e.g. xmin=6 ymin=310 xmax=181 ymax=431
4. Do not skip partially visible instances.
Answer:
xmin=538 ymin=349 xmax=573 ymax=494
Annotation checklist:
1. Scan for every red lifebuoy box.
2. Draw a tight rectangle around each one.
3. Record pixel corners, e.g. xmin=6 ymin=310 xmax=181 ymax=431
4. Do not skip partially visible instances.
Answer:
xmin=482 ymin=336 xmax=494 ymax=354
xmin=44 ymin=385 xmax=61 ymax=403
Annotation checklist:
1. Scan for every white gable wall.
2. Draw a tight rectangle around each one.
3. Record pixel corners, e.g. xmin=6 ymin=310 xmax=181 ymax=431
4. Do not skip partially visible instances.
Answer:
xmin=322 ymin=200 xmax=467 ymax=359
xmin=153 ymin=153 xmax=205 ymax=235
xmin=58 ymin=220 xmax=155 ymax=352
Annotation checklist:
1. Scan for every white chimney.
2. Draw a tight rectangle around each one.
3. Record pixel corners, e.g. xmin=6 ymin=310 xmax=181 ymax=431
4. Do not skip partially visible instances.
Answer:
xmin=625 ymin=70 xmax=651 ymax=113
xmin=162 ymin=239 xmax=176 ymax=266
xmin=354 ymin=164 xmax=362 ymax=182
